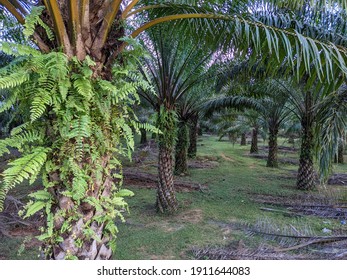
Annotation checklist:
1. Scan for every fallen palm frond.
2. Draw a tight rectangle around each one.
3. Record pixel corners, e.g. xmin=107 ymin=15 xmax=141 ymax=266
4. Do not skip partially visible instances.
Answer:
xmin=191 ymin=241 xmax=307 ymax=260
xmin=251 ymin=191 xmax=347 ymax=220
xmin=328 ymin=174 xmax=347 ymax=186
xmin=203 ymin=219 xmax=347 ymax=259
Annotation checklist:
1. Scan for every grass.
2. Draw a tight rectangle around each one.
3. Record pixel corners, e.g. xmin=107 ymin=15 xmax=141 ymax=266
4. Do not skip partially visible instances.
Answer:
xmin=1 ymin=135 xmax=346 ymax=259
xmin=113 ymin=135 xmax=347 ymax=259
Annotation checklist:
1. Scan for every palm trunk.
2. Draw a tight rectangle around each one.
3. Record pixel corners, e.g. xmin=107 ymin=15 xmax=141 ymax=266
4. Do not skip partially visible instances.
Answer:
xmin=140 ymin=128 xmax=147 ymax=144
xmin=267 ymin=124 xmax=279 ymax=168
xmin=338 ymin=140 xmax=344 ymax=164
xmin=250 ymin=126 xmax=259 ymax=154
xmin=157 ymin=143 xmax=179 ymax=213
xmin=45 ymin=153 xmax=116 ymax=260
xmin=188 ymin=115 xmax=198 ymax=159
xmin=175 ymin=121 xmax=189 ymax=175
xmin=297 ymin=116 xmax=315 ymax=190
xmin=156 ymin=109 xmax=178 ymax=213
xmin=240 ymin=132 xmax=247 ymax=146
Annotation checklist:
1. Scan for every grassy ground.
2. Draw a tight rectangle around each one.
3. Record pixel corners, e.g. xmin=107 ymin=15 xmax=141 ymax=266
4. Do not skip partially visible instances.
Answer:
xmin=1 ymin=135 xmax=346 ymax=259
xmin=114 ymin=136 xmax=347 ymax=259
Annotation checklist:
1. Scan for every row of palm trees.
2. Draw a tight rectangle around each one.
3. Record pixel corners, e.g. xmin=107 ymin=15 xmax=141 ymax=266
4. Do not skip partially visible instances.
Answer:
xmin=1 ymin=0 xmax=347 ymax=259
xmin=135 ymin=0 xmax=347 ymax=214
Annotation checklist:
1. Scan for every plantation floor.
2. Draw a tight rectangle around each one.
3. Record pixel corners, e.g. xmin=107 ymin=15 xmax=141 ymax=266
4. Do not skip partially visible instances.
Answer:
xmin=1 ymin=135 xmax=347 ymax=259
xmin=114 ymin=136 xmax=347 ymax=260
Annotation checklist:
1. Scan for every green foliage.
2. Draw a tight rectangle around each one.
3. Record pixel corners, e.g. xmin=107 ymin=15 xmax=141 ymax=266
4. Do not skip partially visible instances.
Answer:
xmin=0 ymin=23 xmax=152 ymax=257
xmin=23 ymin=6 xmax=54 ymax=41
xmin=156 ymin=106 xmax=178 ymax=148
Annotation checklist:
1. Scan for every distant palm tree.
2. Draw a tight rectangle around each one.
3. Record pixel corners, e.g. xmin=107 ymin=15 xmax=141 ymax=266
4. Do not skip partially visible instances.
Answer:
xmin=138 ymin=26 xmax=214 ymax=212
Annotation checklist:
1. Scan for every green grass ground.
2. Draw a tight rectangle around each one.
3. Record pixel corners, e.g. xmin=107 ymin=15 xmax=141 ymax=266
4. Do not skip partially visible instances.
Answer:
xmin=113 ymin=136 xmax=347 ymax=259
xmin=1 ymin=135 xmax=346 ymax=259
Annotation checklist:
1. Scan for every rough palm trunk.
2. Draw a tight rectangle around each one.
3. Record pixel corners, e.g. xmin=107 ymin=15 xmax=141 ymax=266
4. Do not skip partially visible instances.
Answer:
xmin=250 ymin=126 xmax=259 ymax=154
xmin=297 ymin=116 xmax=315 ymax=190
xmin=338 ymin=140 xmax=344 ymax=164
xmin=175 ymin=121 xmax=189 ymax=175
xmin=46 ymin=154 xmax=115 ymax=260
xmin=198 ymin=126 xmax=203 ymax=136
xmin=188 ymin=115 xmax=198 ymax=158
xmin=156 ymin=109 xmax=178 ymax=213
xmin=240 ymin=132 xmax=247 ymax=146
xmin=267 ymin=124 xmax=279 ymax=168
xmin=157 ymin=142 xmax=179 ymax=212
xmin=140 ymin=128 xmax=147 ymax=144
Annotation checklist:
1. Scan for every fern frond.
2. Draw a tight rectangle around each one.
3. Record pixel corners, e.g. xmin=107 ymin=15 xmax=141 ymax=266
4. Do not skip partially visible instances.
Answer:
xmin=131 ymin=121 xmax=161 ymax=135
xmin=44 ymin=52 xmax=69 ymax=80
xmin=23 ymin=6 xmax=54 ymax=41
xmin=10 ymin=122 xmax=30 ymax=136
xmin=0 ymin=147 xmax=49 ymax=211
xmin=117 ymin=119 xmax=134 ymax=157
xmin=71 ymin=175 xmax=88 ymax=201
xmin=0 ymin=42 xmax=41 ymax=57
xmin=67 ymin=115 xmax=92 ymax=160
xmin=0 ymin=129 xmax=44 ymax=156
xmin=73 ymin=74 xmax=93 ymax=101
xmin=30 ymin=90 xmax=52 ymax=122
xmin=0 ymin=90 xmax=18 ymax=113
xmin=0 ymin=68 xmax=29 ymax=89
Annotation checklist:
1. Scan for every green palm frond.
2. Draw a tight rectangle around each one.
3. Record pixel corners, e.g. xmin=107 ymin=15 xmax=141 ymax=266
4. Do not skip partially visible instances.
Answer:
xmin=315 ymin=87 xmax=347 ymax=180
xmin=133 ymin=1 xmax=347 ymax=83
xmin=203 ymin=95 xmax=265 ymax=117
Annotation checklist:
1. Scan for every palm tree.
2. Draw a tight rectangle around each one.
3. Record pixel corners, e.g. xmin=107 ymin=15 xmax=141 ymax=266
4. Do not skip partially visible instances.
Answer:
xmin=204 ymin=78 xmax=291 ymax=167
xmin=243 ymin=110 xmax=263 ymax=154
xmin=138 ymin=26 xmax=214 ymax=211
xmin=316 ymin=84 xmax=347 ymax=180
xmin=1 ymin=0 xmax=347 ymax=260
xmin=187 ymin=111 xmax=199 ymax=158
xmin=175 ymin=86 xmax=206 ymax=174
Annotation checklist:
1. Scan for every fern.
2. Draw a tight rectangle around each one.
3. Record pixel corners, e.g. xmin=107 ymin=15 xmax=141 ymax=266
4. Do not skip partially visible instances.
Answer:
xmin=67 ymin=115 xmax=92 ymax=160
xmin=23 ymin=6 xmax=54 ymax=41
xmin=0 ymin=68 xmax=29 ymax=89
xmin=30 ymin=89 xmax=52 ymax=122
xmin=10 ymin=122 xmax=30 ymax=136
xmin=73 ymin=75 xmax=93 ymax=101
xmin=0 ymin=90 xmax=18 ymax=113
xmin=0 ymin=42 xmax=41 ymax=57
xmin=0 ymin=147 xmax=49 ymax=211
xmin=0 ymin=129 xmax=43 ymax=156
xmin=0 ymin=17 xmax=148 ymax=258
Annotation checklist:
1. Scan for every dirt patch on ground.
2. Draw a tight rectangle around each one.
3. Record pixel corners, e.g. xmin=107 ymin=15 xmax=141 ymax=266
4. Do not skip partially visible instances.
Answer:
xmin=156 ymin=222 xmax=185 ymax=233
xmin=188 ymin=159 xmax=219 ymax=169
xmin=176 ymin=208 xmax=204 ymax=224
xmin=248 ymin=154 xmax=298 ymax=165
xmin=259 ymin=146 xmax=298 ymax=153
xmin=0 ymin=195 xmax=43 ymax=238
xmin=220 ymin=153 xmax=235 ymax=162
xmin=123 ymin=169 xmax=208 ymax=192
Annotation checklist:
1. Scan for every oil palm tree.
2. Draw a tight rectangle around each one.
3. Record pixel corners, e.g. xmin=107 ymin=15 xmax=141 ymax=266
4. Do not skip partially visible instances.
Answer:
xmin=316 ymin=84 xmax=347 ymax=181
xmin=175 ymin=85 xmax=207 ymax=174
xmin=204 ymin=78 xmax=291 ymax=167
xmin=1 ymin=0 xmax=347 ymax=260
xmin=138 ymin=26 xmax=214 ymax=211
xmin=242 ymin=110 xmax=263 ymax=154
